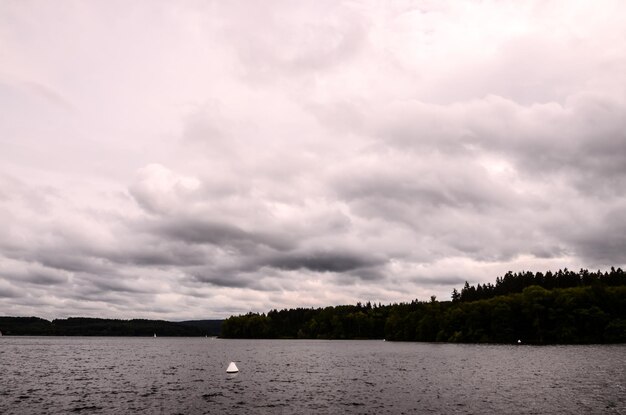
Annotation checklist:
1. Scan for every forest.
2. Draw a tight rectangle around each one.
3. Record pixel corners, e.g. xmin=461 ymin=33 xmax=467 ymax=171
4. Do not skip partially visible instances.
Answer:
xmin=221 ymin=268 xmax=626 ymax=344
xmin=0 ymin=317 xmax=222 ymax=337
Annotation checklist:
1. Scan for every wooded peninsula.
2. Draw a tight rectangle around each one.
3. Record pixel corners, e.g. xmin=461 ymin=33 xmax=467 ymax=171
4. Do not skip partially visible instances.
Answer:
xmin=221 ymin=268 xmax=626 ymax=344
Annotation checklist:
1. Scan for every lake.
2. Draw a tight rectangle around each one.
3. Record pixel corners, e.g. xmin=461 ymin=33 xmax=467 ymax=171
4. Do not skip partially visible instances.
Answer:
xmin=0 ymin=337 xmax=624 ymax=414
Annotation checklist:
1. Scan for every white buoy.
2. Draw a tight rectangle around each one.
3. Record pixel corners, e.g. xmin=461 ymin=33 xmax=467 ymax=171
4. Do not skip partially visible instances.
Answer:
xmin=517 ymin=339 xmax=521 ymax=344
xmin=226 ymin=362 xmax=239 ymax=373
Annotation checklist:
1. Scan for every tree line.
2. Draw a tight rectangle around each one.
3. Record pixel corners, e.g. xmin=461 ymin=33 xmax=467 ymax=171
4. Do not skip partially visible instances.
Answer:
xmin=455 ymin=267 xmax=626 ymax=302
xmin=221 ymin=268 xmax=626 ymax=344
xmin=0 ymin=317 xmax=222 ymax=337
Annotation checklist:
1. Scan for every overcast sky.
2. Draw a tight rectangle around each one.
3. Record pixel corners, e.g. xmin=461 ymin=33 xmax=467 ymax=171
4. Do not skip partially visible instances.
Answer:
xmin=1 ymin=1 xmax=625 ymax=320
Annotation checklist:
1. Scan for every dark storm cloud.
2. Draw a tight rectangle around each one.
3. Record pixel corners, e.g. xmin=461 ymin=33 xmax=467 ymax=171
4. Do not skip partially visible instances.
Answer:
xmin=265 ymin=251 xmax=384 ymax=273
xmin=183 ymin=249 xmax=389 ymax=290
xmin=188 ymin=265 xmax=257 ymax=288
xmin=347 ymin=267 xmax=386 ymax=282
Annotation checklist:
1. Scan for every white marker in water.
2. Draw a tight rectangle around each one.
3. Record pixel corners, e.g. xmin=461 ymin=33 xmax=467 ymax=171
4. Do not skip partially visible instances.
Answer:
xmin=226 ymin=362 xmax=239 ymax=373
xmin=518 ymin=339 xmax=521 ymax=344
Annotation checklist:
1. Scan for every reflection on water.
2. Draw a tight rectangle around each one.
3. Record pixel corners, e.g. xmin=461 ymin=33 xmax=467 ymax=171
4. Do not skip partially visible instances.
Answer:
xmin=0 ymin=337 xmax=624 ymax=414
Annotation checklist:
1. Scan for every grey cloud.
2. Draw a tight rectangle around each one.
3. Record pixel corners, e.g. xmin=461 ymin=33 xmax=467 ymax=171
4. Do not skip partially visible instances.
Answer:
xmin=105 ymin=243 xmax=211 ymax=267
xmin=35 ymin=252 xmax=111 ymax=275
xmin=347 ymin=267 xmax=386 ymax=282
xmin=22 ymin=270 xmax=68 ymax=286
xmin=328 ymin=154 xmax=517 ymax=261
xmin=190 ymin=270 xmax=254 ymax=289
xmin=89 ymin=277 xmax=152 ymax=294
xmin=0 ymin=284 xmax=21 ymax=298
xmin=265 ymin=251 xmax=384 ymax=273
xmin=463 ymin=95 xmax=626 ymax=193
xmin=410 ymin=274 xmax=467 ymax=286
xmin=73 ymin=291 xmax=144 ymax=306
xmin=66 ymin=273 xmax=155 ymax=301
xmin=0 ymin=243 xmax=112 ymax=277
xmin=128 ymin=176 xmax=197 ymax=216
xmin=185 ymin=249 xmax=389 ymax=290
xmin=152 ymin=219 xmax=294 ymax=252
xmin=569 ymin=207 xmax=626 ymax=265
xmin=324 ymin=93 xmax=626 ymax=218
xmin=335 ymin=160 xmax=509 ymax=212
xmin=529 ymin=245 xmax=568 ymax=260
xmin=332 ymin=94 xmax=626 ymax=199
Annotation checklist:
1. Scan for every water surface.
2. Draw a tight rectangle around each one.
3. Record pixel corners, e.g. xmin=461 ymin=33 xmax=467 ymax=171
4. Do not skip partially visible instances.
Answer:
xmin=0 ymin=337 xmax=624 ymax=414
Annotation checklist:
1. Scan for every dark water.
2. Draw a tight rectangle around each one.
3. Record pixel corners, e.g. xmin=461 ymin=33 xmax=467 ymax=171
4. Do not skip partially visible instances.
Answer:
xmin=0 ymin=337 xmax=624 ymax=414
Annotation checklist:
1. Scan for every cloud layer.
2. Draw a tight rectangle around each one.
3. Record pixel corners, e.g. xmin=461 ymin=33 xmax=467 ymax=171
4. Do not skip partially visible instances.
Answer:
xmin=1 ymin=0 xmax=625 ymax=319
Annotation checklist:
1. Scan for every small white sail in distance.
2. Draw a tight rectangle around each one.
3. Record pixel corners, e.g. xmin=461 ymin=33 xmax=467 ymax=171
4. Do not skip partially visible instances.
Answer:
xmin=226 ymin=362 xmax=239 ymax=373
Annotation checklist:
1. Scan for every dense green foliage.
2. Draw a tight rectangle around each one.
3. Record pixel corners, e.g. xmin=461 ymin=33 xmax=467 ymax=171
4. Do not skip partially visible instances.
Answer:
xmin=222 ymin=303 xmax=387 ymax=340
xmin=222 ymin=269 xmax=626 ymax=344
xmin=0 ymin=317 xmax=222 ymax=337
xmin=457 ymin=267 xmax=626 ymax=302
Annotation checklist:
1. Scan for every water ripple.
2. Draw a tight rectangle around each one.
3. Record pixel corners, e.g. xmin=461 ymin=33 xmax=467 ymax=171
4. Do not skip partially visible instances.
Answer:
xmin=0 ymin=338 xmax=624 ymax=414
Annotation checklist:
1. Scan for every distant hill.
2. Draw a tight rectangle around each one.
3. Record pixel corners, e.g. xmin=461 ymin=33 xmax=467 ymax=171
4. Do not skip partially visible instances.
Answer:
xmin=0 ymin=317 xmax=223 ymax=337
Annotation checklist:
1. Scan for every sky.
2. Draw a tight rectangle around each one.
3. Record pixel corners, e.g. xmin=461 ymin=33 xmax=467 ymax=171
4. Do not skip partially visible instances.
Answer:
xmin=1 ymin=0 xmax=625 ymax=320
